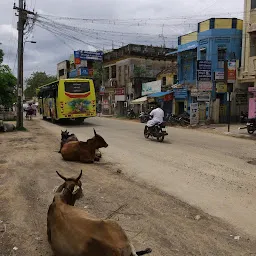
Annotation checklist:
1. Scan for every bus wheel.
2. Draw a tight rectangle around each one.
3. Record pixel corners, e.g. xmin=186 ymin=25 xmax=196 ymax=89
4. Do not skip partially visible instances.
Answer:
xmin=75 ymin=118 xmax=84 ymax=125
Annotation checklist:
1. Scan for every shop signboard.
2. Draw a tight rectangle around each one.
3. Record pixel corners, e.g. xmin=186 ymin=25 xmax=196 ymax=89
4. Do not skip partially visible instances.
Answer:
xmin=69 ymin=69 xmax=78 ymax=78
xmin=115 ymin=87 xmax=125 ymax=101
xmin=216 ymin=82 xmax=227 ymax=93
xmin=197 ymin=92 xmax=211 ymax=102
xmin=215 ymin=71 xmax=224 ymax=81
xmin=74 ymin=50 xmax=103 ymax=61
xmin=198 ymin=81 xmax=212 ymax=91
xmin=227 ymin=61 xmax=236 ymax=83
xmin=99 ymin=86 xmax=105 ymax=96
xmin=173 ymin=88 xmax=188 ymax=99
xmin=142 ymin=80 xmax=161 ymax=96
xmin=248 ymin=97 xmax=256 ymax=119
xmin=115 ymin=87 xmax=125 ymax=95
xmin=190 ymin=103 xmax=199 ymax=125
xmin=197 ymin=60 xmax=212 ymax=81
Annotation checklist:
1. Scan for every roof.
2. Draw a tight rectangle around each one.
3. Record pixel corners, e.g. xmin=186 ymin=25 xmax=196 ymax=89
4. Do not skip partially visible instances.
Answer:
xmin=157 ymin=65 xmax=178 ymax=76
xmin=130 ymin=96 xmax=147 ymax=104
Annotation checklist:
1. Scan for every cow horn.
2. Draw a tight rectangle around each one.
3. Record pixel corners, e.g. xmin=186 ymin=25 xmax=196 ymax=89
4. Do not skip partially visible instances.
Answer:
xmin=93 ymin=128 xmax=96 ymax=136
xmin=56 ymin=171 xmax=67 ymax=181
xmin=76 ymin=170 xmax=83 ymax=181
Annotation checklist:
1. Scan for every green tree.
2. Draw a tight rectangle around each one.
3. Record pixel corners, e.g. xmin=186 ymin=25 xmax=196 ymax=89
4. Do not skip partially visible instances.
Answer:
xmin=24 ymin=71 xmax=57 ymax=99
xmin=92 ymin=62 xmax=106 ymax=92
xmin=0 ymin=49 xmax=17 ymax=107
xmin=133 ymin=65 xmax=149 ymax=78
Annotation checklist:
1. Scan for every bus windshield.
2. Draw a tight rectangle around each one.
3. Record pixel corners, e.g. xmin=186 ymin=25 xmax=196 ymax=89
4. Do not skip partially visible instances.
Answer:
xmin=64 ymin=82 xmax=90 ymax=93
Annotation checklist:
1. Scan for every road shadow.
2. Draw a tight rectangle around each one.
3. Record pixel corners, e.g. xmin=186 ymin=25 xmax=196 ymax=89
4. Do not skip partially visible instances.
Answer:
xmin=50 ymin=119 xmax=102 ymax=128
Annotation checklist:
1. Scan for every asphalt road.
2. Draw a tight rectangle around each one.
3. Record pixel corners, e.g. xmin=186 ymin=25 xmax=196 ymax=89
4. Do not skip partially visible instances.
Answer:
xmin=40 ymin=117 xmax=256 ymax=238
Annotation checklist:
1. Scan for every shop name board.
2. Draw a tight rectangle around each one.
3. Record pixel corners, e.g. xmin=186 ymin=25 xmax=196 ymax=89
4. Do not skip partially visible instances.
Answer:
xmin=216 ymin=82 xmax=227 ymax=93
xmin=115 ymin=87 xmax=125 ymax=95
xmin=190 ymin=103 xmax=199 ymax=125
xmin=198 ymin=81 xmax=212 ymax=91
xmin=215 ymin=71 xmax=224 ymax=81
xmin=173 ymin=88 xmax=188 ymax=99
xmin=197 ymin=92 xmax=211 ymax=102
xmin=74 ymin=50 xmax=103 ymax=61
xmin=197 ymin=70 xmax=212 ymax=81
xmin=197 ymin=60 xmax=211 ymax=70
xmin=227 ymin=61 xmax=236 ymax=83
xmin=197 ymin=60 xmax=212 ymax=81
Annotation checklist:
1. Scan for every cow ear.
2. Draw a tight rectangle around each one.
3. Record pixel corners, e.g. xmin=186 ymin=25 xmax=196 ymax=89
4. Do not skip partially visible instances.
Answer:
xmin=93 ymin=128 xmax=96 ymax=136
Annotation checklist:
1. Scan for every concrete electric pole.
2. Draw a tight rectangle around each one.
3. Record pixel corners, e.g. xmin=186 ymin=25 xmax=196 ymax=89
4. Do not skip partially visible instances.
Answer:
xmin=13 ymin=0 xmax=36 ymax=129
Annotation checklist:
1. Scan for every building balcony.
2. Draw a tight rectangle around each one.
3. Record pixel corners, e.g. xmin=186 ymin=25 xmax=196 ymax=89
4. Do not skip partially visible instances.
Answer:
xmin=104 ymin=78 xmax=118 ymax=88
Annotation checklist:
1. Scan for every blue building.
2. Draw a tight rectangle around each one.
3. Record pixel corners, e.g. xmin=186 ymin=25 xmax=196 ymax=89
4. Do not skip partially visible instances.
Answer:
xmin=167 ymin=18 xmax=243 ymax=123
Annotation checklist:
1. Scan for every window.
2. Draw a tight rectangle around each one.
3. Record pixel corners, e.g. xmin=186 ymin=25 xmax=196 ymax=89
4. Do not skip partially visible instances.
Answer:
xmin=64 ymin=82 xmax=90 ymax=93
xmin=58 ymin=69 xmax=64 ymax=77
xmin=193 ymin=57 xmax=197 ymax=80
xmin=105 ymin=67 xmax=109 ymax=80
xmin=162 ymin=76 xmax=167 ymax=86
xmin=250 ymin=34 xmax=256 ymax=57
xmin=252 ymin=0 xmax=256 ymax=9
xmin=111 ymin=65 xmax=117 ymax=78
xmin=218 ymin=48 xmax=227 ymax=68
xmin=200 ymin=48 xmax=207 ymax=60
xmin=173 ymin=75 xmax=178 ymax=84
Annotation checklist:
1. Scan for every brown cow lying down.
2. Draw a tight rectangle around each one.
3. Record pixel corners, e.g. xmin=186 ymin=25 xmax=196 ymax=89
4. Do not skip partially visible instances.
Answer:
xmin=61 ymin=129 xmax=108 ymax=163
xmin=59 ymin=129 xmax=102 ymax=158
xmin=47 ymin=170 xmax=152 ymax=256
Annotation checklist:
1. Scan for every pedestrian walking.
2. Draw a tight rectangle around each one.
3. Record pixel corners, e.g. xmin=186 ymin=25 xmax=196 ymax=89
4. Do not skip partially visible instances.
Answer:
xmin=96 ymin=101 xmax=102 ymax=117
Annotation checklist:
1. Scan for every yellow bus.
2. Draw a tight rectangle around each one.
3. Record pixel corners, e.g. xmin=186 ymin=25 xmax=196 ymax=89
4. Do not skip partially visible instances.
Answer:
xmin=37 ymin=78 xmax=96 ymax=124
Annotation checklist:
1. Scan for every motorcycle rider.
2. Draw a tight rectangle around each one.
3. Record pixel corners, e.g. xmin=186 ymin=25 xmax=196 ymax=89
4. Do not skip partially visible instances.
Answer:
xmin=146 ymin=103 xmax=164 ymax=133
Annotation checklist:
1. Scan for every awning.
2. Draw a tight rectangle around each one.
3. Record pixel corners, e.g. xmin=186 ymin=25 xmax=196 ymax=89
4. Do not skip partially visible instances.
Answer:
xmin=166 ymin=43 xmax=198 ymax=56
xmin=148 ymin=91 xmax=173 ymax=98
xmin=130 ymin=96 xmax=147 ymax=104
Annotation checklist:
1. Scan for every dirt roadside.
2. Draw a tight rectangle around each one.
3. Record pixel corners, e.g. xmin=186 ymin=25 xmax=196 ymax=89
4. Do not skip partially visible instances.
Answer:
xmin=1 ymin=120 xmax=256 ymax=256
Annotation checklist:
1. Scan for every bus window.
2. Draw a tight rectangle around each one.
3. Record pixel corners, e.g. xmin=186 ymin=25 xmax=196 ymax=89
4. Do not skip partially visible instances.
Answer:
xmin=64 ymin=82 xmax=90 ymax=93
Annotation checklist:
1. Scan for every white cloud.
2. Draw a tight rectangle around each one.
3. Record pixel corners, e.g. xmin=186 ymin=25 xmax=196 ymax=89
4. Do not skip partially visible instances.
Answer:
xmin=0 ymin=0 xmax=244 ymax=78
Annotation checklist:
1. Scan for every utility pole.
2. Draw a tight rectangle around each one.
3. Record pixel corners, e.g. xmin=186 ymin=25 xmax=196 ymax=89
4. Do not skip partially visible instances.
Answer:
xmin=14 ymin=1 xmax=35 ymax=129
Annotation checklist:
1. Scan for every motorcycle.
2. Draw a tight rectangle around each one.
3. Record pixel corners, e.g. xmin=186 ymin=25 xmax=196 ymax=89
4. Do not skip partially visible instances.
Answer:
xmin=144 ymin=118 xmax=168 ymax=142
xmin=165 ymin=113 xmax=180 ymax=126
xmin=240 ymin=111 xmax=248 ymax=124
xmin=127 ymin=108 xmax=136 ymax=119
xmin=178 ymin=112 xmax=190 ymax=126
xmin=139 ymin=111 xmax=151 ymax=123
xmin=246 ymin=118 xmax=256 ymax=134
xmin=25 ymin=108 xmax=34 ymax=120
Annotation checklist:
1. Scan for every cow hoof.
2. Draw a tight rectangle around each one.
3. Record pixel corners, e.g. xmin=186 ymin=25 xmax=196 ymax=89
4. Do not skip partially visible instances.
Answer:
xmin=94 ymin=157 xmax=100 ymax=162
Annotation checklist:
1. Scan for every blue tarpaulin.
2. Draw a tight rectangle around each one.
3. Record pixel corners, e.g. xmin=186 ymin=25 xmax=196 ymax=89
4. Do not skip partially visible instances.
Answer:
xmin=148 ymin=91 xmax=173 ymax=98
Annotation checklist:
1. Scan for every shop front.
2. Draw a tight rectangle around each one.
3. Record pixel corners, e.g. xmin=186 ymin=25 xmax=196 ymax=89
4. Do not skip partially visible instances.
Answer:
xmin=147 ymin=91 xmax=174 ymax=115
xmin=173 ymin=87 xmax=188 ymax=115
xmin=102 ymin=87 xmax=115 ymax=115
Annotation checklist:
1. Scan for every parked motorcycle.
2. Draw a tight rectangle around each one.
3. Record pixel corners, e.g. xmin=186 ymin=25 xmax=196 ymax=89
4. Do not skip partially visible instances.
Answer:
xmin=166 ymin=113 xmax=180 ymax=126
xmin=246 ymin=118 xmax=256 ymax=134
xmin=139 ymin=111 xmax=151 ymax=123
xmin=127 ymin=108 xmax=136 ymax=119
xmin=178 ymin=112 xmax=190 ymax=126
xmin=240 ymin=111 xmax=248 ymax=124
xmin=144 ymin=120 xmax=168 ymax=142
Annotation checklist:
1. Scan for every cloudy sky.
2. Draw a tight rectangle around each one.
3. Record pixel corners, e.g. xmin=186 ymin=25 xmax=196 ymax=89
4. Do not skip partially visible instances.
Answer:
xmin=0 ymin=0 xmax=243 ymax=79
